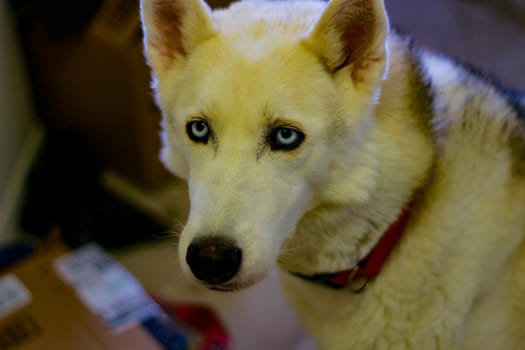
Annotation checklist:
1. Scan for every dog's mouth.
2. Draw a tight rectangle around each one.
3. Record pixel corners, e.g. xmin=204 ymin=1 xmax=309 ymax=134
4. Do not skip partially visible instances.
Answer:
xmin=203 ymin=280 xmax=251 ymax=292
xmin=207 ymin=284 xmax=239 ymax=292
xmin=201 ymin=270 xmax=267 ymax=292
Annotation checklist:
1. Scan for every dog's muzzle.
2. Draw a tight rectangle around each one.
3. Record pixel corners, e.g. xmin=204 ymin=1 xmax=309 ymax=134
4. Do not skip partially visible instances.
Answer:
xmin=185 ymin=236 xmax=242 ymax=286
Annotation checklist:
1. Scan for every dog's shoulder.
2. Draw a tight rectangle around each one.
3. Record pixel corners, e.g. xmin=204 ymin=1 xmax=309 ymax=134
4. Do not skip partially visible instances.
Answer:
xmin=412 ymin=46 xmax=525 ymax=178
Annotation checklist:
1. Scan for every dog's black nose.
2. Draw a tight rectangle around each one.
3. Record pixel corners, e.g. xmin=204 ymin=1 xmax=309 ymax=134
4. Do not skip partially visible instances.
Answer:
xmin=186 ymin=237 xmax=242 ymax=284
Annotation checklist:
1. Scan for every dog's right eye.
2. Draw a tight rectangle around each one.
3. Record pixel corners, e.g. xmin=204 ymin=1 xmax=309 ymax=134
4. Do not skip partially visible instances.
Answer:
xmin=186 ymin=120 xmax=211 ymax=143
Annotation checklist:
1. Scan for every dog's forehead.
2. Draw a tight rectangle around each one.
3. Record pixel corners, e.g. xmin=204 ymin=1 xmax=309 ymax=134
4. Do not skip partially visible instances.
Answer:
xmin=178 ymin=40 xmax=336 ymax=130
xmin=212 ymin=1 xmax=324 ymax=40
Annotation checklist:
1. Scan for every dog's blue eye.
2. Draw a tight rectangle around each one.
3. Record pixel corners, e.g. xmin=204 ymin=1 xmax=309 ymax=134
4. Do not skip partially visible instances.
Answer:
xmin=186 ymin=120 xmax=210 ymax=143
xmin=270 ymin=127 xmax=305 ymax=150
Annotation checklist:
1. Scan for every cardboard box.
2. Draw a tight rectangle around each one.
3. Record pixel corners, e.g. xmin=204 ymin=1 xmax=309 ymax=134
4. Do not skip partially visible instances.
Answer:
xmin=0 ymin=243 xmax=188 ymax=350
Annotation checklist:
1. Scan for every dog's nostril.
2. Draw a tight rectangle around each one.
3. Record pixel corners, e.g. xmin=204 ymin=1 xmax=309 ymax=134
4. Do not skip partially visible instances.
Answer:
xmin=186 ymin=237 xmax=242 ymax=285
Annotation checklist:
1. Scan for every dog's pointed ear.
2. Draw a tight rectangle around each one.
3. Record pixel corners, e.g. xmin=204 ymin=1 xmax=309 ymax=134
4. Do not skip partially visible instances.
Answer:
xmin=141 ymin=0 xmax=217 ymax=71
xmin=303 ymin=0 xmax=389 ymax=86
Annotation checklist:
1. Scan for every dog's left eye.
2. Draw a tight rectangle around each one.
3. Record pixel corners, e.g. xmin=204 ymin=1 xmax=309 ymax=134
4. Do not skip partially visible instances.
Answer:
xmin=186 ymin=120 xmax=211 ymax=143
xmin=269 ymin=127 xmax=305 ymax=150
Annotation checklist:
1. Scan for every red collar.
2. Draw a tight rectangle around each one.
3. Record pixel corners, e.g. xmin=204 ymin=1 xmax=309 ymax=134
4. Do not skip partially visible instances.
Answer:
xmin=291 ymin=199 xmax=414 ymax=292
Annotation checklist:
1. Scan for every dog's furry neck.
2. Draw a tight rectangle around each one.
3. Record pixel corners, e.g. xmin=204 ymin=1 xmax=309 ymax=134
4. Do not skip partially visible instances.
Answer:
xmin=278 ymin=34 xmax=435 ymax=275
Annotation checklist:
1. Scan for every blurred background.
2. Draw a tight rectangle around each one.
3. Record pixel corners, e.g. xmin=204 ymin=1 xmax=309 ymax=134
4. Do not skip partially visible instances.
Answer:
xmin=0 ymin=0 xmax=524 ymax=349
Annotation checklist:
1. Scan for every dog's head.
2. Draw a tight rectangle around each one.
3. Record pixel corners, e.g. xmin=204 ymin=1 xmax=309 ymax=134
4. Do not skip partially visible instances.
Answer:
xmin=141 ymin=0 xmax=389 ymax=291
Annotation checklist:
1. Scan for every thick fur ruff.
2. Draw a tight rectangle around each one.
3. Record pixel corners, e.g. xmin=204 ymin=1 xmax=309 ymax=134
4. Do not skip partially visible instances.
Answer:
xmin=141 ymin=0 xmax=525 ymax=348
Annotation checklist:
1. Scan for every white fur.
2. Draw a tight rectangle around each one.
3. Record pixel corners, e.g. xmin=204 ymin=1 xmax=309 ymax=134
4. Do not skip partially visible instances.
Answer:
xmin=141 ymin=0 xmax=525 ymax=348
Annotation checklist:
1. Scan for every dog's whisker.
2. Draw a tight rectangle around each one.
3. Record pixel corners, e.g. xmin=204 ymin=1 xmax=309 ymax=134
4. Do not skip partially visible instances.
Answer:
xmin=172 ymin=219 xmax=186 ymax=232
xmin=151 ymin=229 xmax=177 ymax=240
xmin=278 ymin=244 xmax=302 ymax=256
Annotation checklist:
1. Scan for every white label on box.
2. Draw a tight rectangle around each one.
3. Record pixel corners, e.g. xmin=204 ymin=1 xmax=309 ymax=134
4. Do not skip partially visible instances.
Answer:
xmin=54 ymin=243 xmax=160 ymax=331
xmin=0 ymin=275 xmax=32 ymax=319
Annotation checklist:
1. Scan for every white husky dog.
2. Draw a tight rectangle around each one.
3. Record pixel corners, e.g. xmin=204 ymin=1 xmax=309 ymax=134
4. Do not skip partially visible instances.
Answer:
xmin=140 ymin=0 xmax=525 ymax=348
